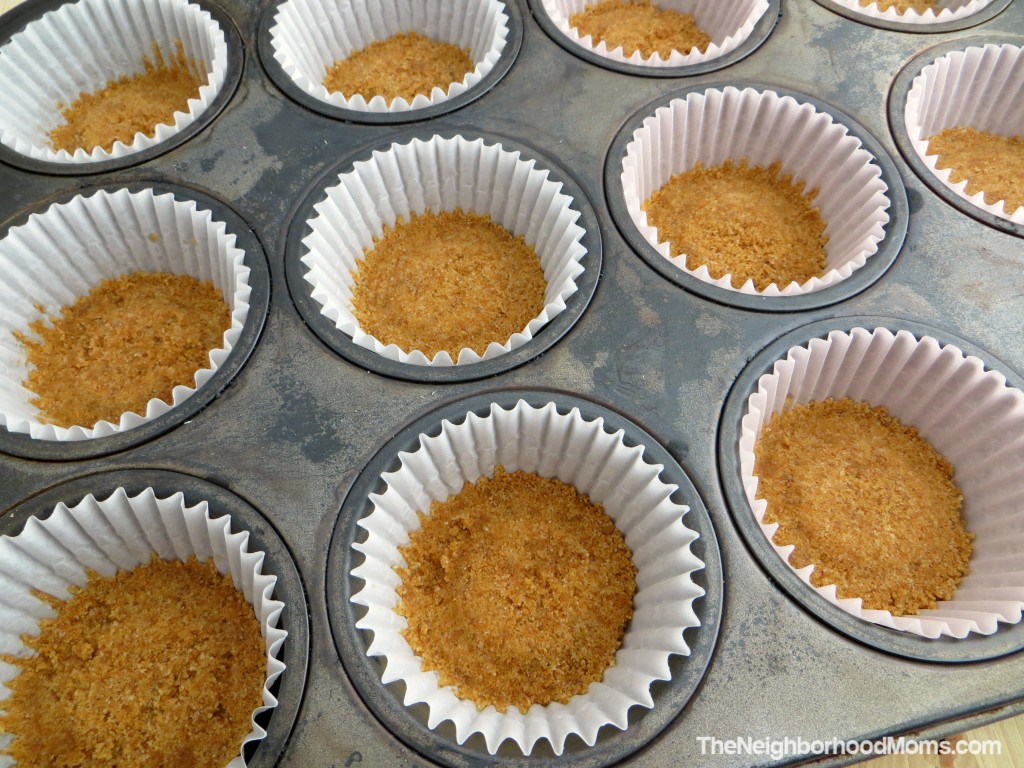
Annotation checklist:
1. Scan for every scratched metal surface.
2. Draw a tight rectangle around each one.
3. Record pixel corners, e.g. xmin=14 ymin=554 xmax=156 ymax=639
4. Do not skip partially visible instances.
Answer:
xmin=0 ymin=0 xmax=1023 ymax=765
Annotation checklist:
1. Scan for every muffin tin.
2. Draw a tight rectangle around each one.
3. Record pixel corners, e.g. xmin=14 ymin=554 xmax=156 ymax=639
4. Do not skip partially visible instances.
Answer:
xmin=0 ymin=181 xmax=270 ymax=461
xmin=720 ymin=316 xmax=1024 ymax=661
xmin=329 ymin=390 xmax=722 ymax=766
xmin=606 ymin=83 xmax=908 ymax=309
xmin=811 ymin=0 xmax=1014 ymax=33
xmin=0 ymin=468 xmax=309 ymax=768
xmin=285 ymin=128 xmax=602 ymax=381
xmin=529 ymin=0 xmax=780 ymax=76
xmin=1 ymin=0 xmax=1023 ymax=764
xmin=258 ymin=0 xmax=524 ymax=123
xmin=0 ymin=0 xmax=244 ymax=175
xmin=890 ymin=34 xmax=1024 ymax=236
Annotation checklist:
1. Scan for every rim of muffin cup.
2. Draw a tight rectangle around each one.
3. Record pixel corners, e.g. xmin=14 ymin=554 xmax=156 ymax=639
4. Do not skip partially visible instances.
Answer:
xmin=815 ymin=0 xmax=1007 ymax=30
xmin=532 ymin=0 xmax=776 ymax=75
xmin=346 ymin=396 xmax=709 ymax=757
xmin=0 ymin=185 xmax=264 ymax=455
xmin=901 ymin=42 xmax=1024 ymax=227
xmin=614 ymin=85 xmax=898 ymax=303
xmin=0 ymin=482 xmax=287 ymax=768
xmin=718 ymin=318 xmax=1024 ymax=659
xmin=263 ymin=0 xmax=518 ymax=121
xmin=289 ymin=132 xmax=598 ymax=380
xmin=0 ymin=0 xmax=235 ymax=170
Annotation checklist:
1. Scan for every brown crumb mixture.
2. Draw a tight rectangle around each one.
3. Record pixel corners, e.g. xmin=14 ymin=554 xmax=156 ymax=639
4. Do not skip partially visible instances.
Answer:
xmin=397 ymin=467 xmax=637 ymax=712
xmin=860 ymin=0 xmax=937 ymax=12
xmin=927 ymin=126 xmax=1024 ymax=214
xmin=0 ymin=557 xmax=266 ymax=768
xmin=49 ymin=42 xmax=204 ymax=154
xmin=570 ymin=0 xmax=711 ymax=59
xmin=16 ymin=271 xmax=230 ymax=429
xmin=643 ymin=159 xmax=829 ymax=291
xmin=754 ymin=398 xmax=973 ymax=615
xmin=860 ymin=0 xmax=933 ymax=11
xmin=351 ymin=209 xmax=546 ymax=359
xmin=323 ymin=32 xmax=473 ymax=104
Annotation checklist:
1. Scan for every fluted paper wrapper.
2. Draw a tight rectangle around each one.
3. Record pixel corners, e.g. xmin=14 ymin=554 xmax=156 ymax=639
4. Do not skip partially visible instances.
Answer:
xmin=351 ymin=399 xmax=706 ymax=755
xmin=539 ymin=0 xmax=769 ymax=67
xmin=0 ymin=187 xmax=251 ymax=441
xmin=828 ymin=0 xmax=996 ymax=25
xmin=302 ymin=134 xmax=588 ymax=366
xmin=620 ymin=86 xmax=891 ymax=295
xmin=0 ymin=486 xmax=288 ymax=768
xmin=905 ymin=43 xmax=1024 ymax=223
xmin=740 ymin=327 xmax=1024 ymax=639
xmin=269 ymin=0 xmax=509 ymax=113
xmin=0 ymin=0 xmax=228 ymax=164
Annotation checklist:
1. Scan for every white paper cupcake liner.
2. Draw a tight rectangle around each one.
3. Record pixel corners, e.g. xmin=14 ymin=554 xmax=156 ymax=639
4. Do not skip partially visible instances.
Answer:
xmin=740 ymin=326 xmax=1024 ymax=639
xmin=351 ymin=399 xmax=705 ymax=755
xmin=0 ymin=0 xmax=228 ymax=164
xmin=0 ymin=187 xmax=251 ymax=441
xmin=0 ymin=486 xmax=288 ymax=768
xmin=301 ymin=134 xmax=588 ymax=366
xmin=828 ymin=0 xmax=996 ymax=26
xmin=539 ymin=0 xmax=769 ymax=67
xmin=905 ymin=43 xmax=1024 ymax=224
xmin=620 ymin=86 xmax=891 ymax=296
xmin=269 ymin=0 xmax=509 ymax=113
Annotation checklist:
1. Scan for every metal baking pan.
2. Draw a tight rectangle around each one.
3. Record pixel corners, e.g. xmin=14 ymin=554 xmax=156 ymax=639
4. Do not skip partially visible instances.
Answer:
xmin=1 ymin=0 xmax=1023 ymax=764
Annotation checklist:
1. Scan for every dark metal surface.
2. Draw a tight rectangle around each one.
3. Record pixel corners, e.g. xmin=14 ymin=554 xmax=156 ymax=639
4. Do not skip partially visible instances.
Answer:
xmin=0 ymin=468 xmax=311 ymax=768
xmin=0 ymin=0 xmax=244 ymax=175
xmin=284 ymin=128 xmax=603 ymax=383
xmin=327 ymin=389 xmax=723 ymax=768
xmin=0 ymin=180 xmax=271 ymax=461
xmin=604 ymin=82 xmax=910 ymax=313
xmin=888 ymin=33 xmax=1024 ymax=239
xmin=1 ymin=0 xmax=1023 ymax=765
xmin=718 ymin=315 xmax=1024 ymax=664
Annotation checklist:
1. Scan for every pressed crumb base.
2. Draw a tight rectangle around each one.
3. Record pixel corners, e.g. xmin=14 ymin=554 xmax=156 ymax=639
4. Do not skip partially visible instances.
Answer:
xmin=49 ymin=42 xmax=204 ymax=154
xmin=859 ymin=0 xmax=937 ymax=13
xmin=927 ymin=126 xmax=1024 ymax=215
xmin=323 ymin=32 xmax=473 ymax=105
xmin=16 ymin=271 xmax=231 ymax=429
xmin=0 ymin=557 xmax=266 ymax=768
xmin=643 ymin=160 xmax=829 ymax=291
xmin=396 ymin=468 xmax=637 ymax=712
xmin=570 ymin=0 xmax=711 ymax=59
xmin=754 ymin=398 xmax=973 ymax=616
xmin=351 ymin=209 xmax=546 ymax=359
